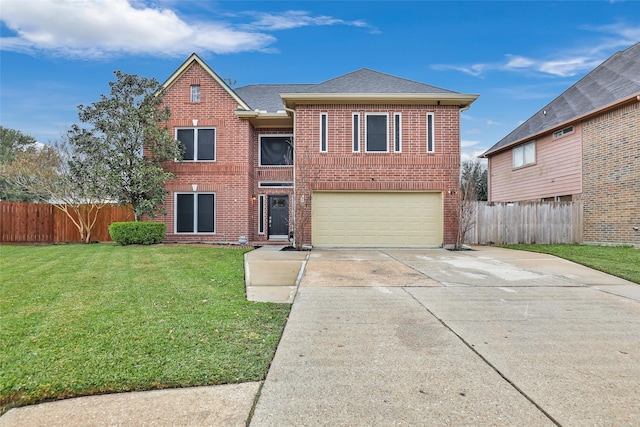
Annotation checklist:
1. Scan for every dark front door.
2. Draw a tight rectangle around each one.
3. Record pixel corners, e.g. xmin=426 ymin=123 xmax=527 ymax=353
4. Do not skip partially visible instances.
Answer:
xmin=268 ymin=195 xmax=289 ymax=239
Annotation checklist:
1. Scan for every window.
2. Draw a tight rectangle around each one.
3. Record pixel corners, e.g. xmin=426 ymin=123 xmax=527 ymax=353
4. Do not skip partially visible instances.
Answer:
xmin=394 ymin=113 xmax=402 ymax=152
xmin=259 ymin=135 xmax=293 ymax=166
xmin=258 ymin=195 xmax=265 ymax=234
xmin=553 ymin=126 xmax=573 ymax=138
xmin=513 ymin=141 xmax=536 ymax=168
xmin=352 ymin=113 xmax=360 ymax=152
xmin=190 ymin=85 xmax=200 ymax=103
xmin=365 ymin=113 xmax=388 ymax=152
xmin=426 ymin=113 xmax=435 ymax=152
xmin=320 ymin=113 xmax=328 ymax=152
xmin=176 ymin=128 xmax=215 ymax=161
xmin=258 ymin=182 xmax=293 ymax=188
xmin=175 ymin=193 xmax=215 ymax=233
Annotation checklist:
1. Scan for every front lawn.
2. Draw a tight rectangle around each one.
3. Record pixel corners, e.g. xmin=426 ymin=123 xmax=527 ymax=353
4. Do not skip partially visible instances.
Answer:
xmin=500 ymin=244 xmax=640 ymax=284
xmin=0 ymin=244 xmax=290 ymax=414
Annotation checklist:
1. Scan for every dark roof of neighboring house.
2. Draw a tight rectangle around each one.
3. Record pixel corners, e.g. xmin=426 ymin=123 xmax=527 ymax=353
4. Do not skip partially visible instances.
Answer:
xmin=234 ymin=84 xmax=312 ymax=112
xmin=483 ymin=42 xmax=640 ymax=157
xmin=302 ymin=68 xmax=458 ymax=94
xmin=235 ymin=68 xmax=466 ymax=113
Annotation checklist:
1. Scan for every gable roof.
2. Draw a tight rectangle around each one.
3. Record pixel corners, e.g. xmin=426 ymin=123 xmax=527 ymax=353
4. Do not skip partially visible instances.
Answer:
xmin=304 ymin=68 xmax=456 ymax=94
xmin=281 ymin=68 xmax=478 ymax=108
xmin=161 ymin=53 xmax=251 ymax=111
xmin=483 ymin=42 xmax=640 ymax=157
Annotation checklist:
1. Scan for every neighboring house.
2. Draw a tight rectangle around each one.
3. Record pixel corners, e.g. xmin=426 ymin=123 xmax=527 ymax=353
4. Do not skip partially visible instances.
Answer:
xmin=482 ymin=42 xmax=640 ymax=246
xmin=156 ymin=53 xmax=478 ymax=248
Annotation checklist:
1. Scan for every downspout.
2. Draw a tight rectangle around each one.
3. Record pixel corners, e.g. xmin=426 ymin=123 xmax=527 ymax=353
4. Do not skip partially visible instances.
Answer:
xmin=285 ymin=106 xmax=297 ymax=248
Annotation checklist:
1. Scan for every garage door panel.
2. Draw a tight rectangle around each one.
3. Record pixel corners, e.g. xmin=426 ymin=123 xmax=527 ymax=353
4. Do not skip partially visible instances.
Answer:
xmin=312 ymin=192 xmax=443 ymax=248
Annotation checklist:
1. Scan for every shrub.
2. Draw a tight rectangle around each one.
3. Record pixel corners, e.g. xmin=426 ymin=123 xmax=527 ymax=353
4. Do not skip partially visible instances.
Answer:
xmin=108 ymin=222 xmax=165 ymax=245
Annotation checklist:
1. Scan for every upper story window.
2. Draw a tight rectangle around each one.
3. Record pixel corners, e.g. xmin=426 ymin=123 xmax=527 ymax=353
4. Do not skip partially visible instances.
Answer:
xmin=426 ymin=113 xmax=435 ymax=153
xmin=352 ymin=113 xmax=360 ymax=152
xmin=513 ymin=141 xmax=536 ymax=168
xmin=394 ymin=113 xmax=402 ymax=152
xmin=553 ymin=126 xmax=573 ymax=138
xmin=260 ymin=135 xmax=293 ymax=166
xmin=177 ymin=128 xmax=215 ymax=161
xmin=320 ymin=113 xmax=328 ymax=152
xmin=365 ymin=113 xmax=388 ymax=152
xmin=190 ymin=85 xmax=200 ymax=103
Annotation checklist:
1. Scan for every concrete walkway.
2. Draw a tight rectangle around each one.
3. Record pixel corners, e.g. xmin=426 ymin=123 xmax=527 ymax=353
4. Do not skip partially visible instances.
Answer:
xmin=2 ymin=246 xmax=639 ymax=426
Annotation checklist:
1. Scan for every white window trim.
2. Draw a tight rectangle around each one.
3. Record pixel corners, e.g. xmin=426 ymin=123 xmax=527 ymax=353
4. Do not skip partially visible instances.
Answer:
xmin=190 ymin=85 xmax=200 ymax=103
xmin=426 ymin=113 xmax=435 ymax=153
xmin=320 ymin=113 xmax=328 ymax=153
xmin=258 ymin=195 xmax=265 ymax=235
xmin=258 ymin=134 xmax=294 ymax=167
xmin=174 ymin=192 xmax=216 ymax=234
xmin=365 ymin=112 xmax=389 ymax=153
xmin=394 ymin=113 xmax=402 ymax=153
xmin=352 ymin=112 xmax=360 ymax=153
xmin=175 ymin=127 xmax=216 ymax=162
xmin=512 ymin=141 xmax=536 ymax=168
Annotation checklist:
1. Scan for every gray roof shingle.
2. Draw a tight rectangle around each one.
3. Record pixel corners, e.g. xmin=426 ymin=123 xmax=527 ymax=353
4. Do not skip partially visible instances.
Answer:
xmin=483 ymin=42 xmax=640 ymax=156
xmin=234 ymin=84 xmax=312 ymax=112
xmin=234 ymin=68 xmax=460 ymax=112
xmin=302 ymin=68 xmax=458 ymax=94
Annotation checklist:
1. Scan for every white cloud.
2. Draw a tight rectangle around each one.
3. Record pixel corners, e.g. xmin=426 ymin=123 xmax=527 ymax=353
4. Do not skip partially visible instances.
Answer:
xmin=461 ymin=140 xmax=480 ymax=148
xmin=486 ymin=120 xmax=500 ymax=126
xmin=466 ymin=128 xmax=483 ymax=135
xmin=433 ymin=23 xmax=639 ymax=78
xmin=0 ymin=0 xmax=370 ymax=58
xmin=241 ymin=10 xmax=370 ymax=31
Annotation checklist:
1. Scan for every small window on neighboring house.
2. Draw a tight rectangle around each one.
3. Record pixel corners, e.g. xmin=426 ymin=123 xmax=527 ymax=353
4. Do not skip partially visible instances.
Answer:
xmin=176 ymin=128 xmax=215 ymax=161
xmin=190 ymin=85 xmax=200 ymax=103
xmin=426 ymin=113 xmax=435 ymax=152
xmin=394 ymin=113 xmax=402 ymax=152
xmin=259 ymin=135 xmax=293 ymax=166
xmin=365 ymin=113 xmax=388 ymax=152
xmin=553 ymin=126 xmax=573 ymax=138
xmin=175 ymin=193 xmax=215 ymax=233
xmin=352 ymin=113 xmax=360 ymax=152
xmin=513 ymin=141 xmax=536 ymax=168
xmin=320 ymin=113 xmax=328 ymax=152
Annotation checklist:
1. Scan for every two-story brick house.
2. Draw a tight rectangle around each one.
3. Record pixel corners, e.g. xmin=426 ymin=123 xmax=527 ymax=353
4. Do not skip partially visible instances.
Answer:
xmin=157 ymin=54 xmax=478 ymax=248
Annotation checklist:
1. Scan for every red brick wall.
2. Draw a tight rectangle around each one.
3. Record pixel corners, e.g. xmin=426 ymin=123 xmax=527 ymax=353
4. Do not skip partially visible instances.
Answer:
xmin=582 ymin=100 xmax=640 ymax=246
xmin=293 ymin=104 xmax=461 ymax=246
xmin=156 ymin=62 xmax=253 ymax=243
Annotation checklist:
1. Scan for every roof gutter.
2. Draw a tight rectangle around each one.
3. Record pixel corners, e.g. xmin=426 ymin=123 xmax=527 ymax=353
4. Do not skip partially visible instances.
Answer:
xmin=280 ymin=92 xmax=479 ymax=108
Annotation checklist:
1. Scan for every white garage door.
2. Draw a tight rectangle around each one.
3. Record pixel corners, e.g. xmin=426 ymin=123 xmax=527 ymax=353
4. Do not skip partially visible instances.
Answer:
xmin=312 ymin=191 xmax=443 ymax=248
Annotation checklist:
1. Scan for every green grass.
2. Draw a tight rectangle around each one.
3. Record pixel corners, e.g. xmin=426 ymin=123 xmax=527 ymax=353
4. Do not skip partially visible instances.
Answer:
xmin=0 ymin=244 xmax=290 ymax=414
xmin=500 ymin=244 xmax=640 ymax=284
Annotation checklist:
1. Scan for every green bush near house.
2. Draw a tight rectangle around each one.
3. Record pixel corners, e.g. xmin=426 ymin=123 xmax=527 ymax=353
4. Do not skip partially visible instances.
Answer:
xmin=109 ymin=221 xmax=165 ymax=245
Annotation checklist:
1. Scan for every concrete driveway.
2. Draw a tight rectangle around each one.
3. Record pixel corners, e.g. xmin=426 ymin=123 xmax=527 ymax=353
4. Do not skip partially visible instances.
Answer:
xmin=251 ymin=247 xmax=640 ymax=426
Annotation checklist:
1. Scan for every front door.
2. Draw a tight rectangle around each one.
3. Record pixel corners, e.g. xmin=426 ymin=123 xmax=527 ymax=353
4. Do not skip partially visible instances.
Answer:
xmin=268 ymin=195 xmax=289 ymax=239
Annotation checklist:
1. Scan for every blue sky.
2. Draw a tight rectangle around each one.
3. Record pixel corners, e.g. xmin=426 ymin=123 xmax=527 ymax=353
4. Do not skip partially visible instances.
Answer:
xmin=1 ymin=0 xmax=639 ymax=161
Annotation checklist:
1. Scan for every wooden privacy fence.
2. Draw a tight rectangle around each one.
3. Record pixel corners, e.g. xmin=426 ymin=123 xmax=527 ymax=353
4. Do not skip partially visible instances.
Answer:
xmin=0 ymin=202 xmax=134 ymax=243
xmin=464 ymin=201 xmax=583 ymax=245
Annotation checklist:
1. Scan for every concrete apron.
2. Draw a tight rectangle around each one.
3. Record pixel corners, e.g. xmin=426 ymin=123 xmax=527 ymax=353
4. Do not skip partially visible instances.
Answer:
xmin=251 ymin=247 xmax=640 ymax=426
xmin=245 ymin=246 xmax=309 ymax=303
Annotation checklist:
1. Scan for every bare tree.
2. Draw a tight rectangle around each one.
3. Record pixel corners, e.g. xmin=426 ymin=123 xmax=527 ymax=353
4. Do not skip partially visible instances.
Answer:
xmin=456 ymin=159 xmax=487 ymax=249
xmin=1 ymin=138 xmax=112 ymax=243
